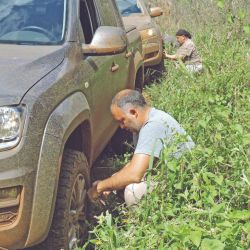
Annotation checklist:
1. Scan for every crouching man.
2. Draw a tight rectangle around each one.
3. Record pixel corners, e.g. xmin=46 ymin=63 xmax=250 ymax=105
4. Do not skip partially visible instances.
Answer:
xmin=87 ymin=89 xmax=195 ymax=206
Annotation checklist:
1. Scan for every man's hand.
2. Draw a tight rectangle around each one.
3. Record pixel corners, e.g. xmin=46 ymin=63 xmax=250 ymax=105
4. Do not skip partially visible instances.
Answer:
xmin=163 ymin=50 xmax=178 ymax=60
xmin=87 ymin=181 xmax=100 ymax=203
xmin=163 ymin=50 xmax=167 ymax=59
xmin=103 ymin=190 xmax=111 ymax=197
xmin=163 ymin=50 xmax=172 ymax=59
xmin=101 ymin=172 xmax=116 ymax=197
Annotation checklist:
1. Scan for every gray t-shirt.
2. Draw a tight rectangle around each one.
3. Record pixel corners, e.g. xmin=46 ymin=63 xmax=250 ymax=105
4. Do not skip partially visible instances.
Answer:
xmin=134 ymin=108 xmax=195 ymax=158
xmin=176 ymin=39 xmax=201 ymax=65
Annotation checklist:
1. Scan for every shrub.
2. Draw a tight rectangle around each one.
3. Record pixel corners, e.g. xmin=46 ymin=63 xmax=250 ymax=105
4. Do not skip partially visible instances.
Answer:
xmin=82 ymin=1 xmax=250 ymax=249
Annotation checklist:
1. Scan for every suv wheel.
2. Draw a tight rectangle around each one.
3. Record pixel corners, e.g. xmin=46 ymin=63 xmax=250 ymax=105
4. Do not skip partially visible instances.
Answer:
xmin=135 ymin=67 xmax=144 ymax=92
xmin=33 ymin=149 xmax=90 ymax=250
xmin=153 ymin=57 xmax=166 ymax=76
xmin=145 ymin=57 xmax=166 ymax=84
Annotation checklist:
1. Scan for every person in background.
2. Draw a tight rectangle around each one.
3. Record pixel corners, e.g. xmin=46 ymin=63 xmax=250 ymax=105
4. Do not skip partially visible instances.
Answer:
xmin=164 ymin=29 xmax=203 ymax=73
xmin=87 ymin=89 xmax=195 ymax=206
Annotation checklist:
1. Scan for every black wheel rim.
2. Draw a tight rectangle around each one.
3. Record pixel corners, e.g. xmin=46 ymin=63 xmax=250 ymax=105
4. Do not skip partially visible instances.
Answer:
xmin=68 ymin=173 xmax=87 ymax=250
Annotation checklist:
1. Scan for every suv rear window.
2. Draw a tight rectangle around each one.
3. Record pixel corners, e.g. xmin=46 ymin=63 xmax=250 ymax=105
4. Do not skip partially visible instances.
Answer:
xmin=0 ymin=0 xmax=67 ymax=45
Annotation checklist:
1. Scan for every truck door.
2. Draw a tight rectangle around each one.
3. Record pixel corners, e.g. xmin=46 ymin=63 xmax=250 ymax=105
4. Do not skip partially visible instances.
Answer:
xmin=96 ymin=0 xmax=131 ymax=93
xmin=79 ymin=0 xmax=119 ymax=159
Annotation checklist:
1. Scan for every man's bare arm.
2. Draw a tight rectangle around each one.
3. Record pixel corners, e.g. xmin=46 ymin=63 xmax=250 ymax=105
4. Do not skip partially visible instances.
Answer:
xmin=96 ymin=153 xmax=151 ymax=193
xmin=164 ymin=51 xmax=184 ymax=61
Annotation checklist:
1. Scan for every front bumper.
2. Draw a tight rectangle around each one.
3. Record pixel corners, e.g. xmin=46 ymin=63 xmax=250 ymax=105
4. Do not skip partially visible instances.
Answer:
xmin=142 ymin=36 xmax=163 ymax=67
xmin=0 ymin=135 xmax=40 ymax=250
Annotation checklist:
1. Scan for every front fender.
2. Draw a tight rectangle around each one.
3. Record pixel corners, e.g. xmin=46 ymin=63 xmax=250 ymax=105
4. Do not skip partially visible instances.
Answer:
xmin=134 ymin=49 xmax=144 ymax=73
xmin=25 ymin=92 xmax=91 ymax=247
xmin=128 ymin=49 xmax=144 ymax=89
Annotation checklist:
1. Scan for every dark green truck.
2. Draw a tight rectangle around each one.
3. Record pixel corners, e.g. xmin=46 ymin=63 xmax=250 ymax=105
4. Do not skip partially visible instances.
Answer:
xmin=0 ymin=0 xmax=143 ymax=249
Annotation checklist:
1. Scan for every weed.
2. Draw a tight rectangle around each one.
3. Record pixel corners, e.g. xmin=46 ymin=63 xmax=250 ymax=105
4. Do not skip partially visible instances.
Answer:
xmin=82 ymin=1 xmax=250 ymax=249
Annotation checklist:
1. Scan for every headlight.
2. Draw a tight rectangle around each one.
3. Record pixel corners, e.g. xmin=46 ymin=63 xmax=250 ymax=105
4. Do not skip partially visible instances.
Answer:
xmin=140 ymin=28 xmax=158 ymax=40
xmin=147 ymin=28 xmax=156 ymax=36
xmin=0 ymin=106 xmax=25 ymax=151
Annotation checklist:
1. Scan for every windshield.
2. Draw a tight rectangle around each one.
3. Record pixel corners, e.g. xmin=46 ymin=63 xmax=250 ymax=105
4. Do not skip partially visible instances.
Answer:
xmin=0 ymin=0 xmax=66 ymax=45
xmin=115 ymin=0 xmax=143 ymax=17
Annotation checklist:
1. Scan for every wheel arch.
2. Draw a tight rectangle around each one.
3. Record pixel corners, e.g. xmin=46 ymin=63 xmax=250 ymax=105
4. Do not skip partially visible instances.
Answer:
xmin=64 ymin=121 xmax=91 ymax=165
xmin=25 ymin=92 xmax=92 ymax=247
xmin=135 ymin=65 xmax=144 ymax=91
xmin=127 ymin=49 xmax=144 ymax=90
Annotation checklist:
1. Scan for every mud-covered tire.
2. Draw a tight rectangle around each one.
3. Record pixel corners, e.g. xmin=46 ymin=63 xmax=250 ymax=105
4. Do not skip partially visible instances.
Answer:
xmin=32 ymin=149 xmax=90 ymax=250
xmin=154 ymin=57 xmax=166 ymax=74
xmin=151 ymin=57 xmax=166 ymax=81
xmin=135 ymin=67 xmax=144 ymax=92
xmin=144 ymin=57 xmax=166 ymax=84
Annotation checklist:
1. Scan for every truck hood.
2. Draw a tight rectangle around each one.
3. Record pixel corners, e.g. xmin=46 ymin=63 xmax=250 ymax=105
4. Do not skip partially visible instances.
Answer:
xmin=122 ymin=15 xmax=153 ymax=31
xmin=0 ymin=44 xmax=65 ymax=106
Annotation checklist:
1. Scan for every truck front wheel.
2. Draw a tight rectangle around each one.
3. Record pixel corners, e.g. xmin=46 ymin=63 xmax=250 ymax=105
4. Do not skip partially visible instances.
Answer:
xmin=33 ymin=149 xmax=90 ymax=250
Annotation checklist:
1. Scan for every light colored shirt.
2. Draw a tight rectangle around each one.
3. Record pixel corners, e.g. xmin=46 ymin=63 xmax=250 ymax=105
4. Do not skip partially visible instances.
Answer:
xmin=176 ymin=39 xmax=201 ymax=65
xmin=134 ymin=108 xmax=195 ymax=158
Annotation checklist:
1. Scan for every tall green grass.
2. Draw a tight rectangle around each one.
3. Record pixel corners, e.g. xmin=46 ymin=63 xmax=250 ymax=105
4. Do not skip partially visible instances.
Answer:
xmin=149 ymin=0 xmax=250 ymax=35
xmin=81 ymin=2 xmax=250 ymax=249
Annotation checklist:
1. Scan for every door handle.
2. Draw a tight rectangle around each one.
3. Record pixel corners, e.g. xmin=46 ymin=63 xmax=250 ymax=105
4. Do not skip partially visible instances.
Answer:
xmin=111 ymin=63 xmax=119 ymax=72
xmin=125 ymin=51 xmax=133 ymax=58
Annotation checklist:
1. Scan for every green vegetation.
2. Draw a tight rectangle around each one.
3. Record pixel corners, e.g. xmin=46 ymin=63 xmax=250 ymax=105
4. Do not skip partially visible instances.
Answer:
xmin=82 ymin=1 xmax=250 ymax=249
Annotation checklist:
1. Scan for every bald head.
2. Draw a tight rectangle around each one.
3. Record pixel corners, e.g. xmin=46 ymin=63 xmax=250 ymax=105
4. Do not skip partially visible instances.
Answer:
xmin=111 ymin=90 xmax=150 ymax=132
xmin=111 ymin=89 xmax=147 ymax=110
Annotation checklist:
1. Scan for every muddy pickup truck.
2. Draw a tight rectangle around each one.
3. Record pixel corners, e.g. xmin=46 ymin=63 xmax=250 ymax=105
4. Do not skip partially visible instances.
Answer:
xmin=0 ymin=0 xmax=143 ymax=249
xmin=116 ymin=0 xmax=164 ymax=75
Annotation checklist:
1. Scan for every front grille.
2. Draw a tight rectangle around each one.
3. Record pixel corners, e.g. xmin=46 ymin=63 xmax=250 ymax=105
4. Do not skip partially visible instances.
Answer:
xmin=144 ymin=52 xmax=158 ymax=60
xmin=0 ymin=206 xmax=18 ymax=226
xmin=0 ymin=186 xmax=22 ymax=226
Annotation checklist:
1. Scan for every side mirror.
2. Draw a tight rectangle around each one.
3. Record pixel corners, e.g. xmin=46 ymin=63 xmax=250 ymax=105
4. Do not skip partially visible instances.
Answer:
xmin=82 ymin=26 xmax=127 ymax=56
xmin=150 ymin=7 xmax=163 ymax=18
